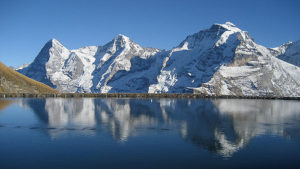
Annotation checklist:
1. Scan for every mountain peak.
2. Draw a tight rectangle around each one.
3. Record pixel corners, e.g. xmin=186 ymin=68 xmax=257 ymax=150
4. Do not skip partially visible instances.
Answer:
xmin=106 ymin=34 xmax=134 ymax=50
xmin=116 ymin=34 xmax=128 ymax=38
xmin=50 ymin=38 xmax=59 ymax=42
xmin=114 ymin=34 xmax=130 ymax=42
xmin=224 ymin=22 xmax=236 ymax=27
xmin=177 ymin=22 xmax=244 ymax=50
xmin=46 ymin=38 xmax=64 ymax=48
xmin=213 ymin=22 xmax=241 ymax=33
xmin=47 ymin=38 xmax=59 ymax=43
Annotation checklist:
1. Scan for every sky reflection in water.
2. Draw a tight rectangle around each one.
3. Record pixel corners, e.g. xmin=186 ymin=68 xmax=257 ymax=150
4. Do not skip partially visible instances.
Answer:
xmin=0 ymin=98 xmax=300 ymax=168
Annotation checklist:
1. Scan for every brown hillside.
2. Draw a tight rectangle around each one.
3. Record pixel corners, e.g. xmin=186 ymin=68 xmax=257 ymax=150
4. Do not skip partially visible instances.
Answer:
xmin=0 ymin=62 xmax=57 ymax=94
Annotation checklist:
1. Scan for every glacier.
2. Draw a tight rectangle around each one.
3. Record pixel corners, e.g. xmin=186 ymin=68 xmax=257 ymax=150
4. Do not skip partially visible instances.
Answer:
xmin=17 ymin=22 xmax=300 ymax=96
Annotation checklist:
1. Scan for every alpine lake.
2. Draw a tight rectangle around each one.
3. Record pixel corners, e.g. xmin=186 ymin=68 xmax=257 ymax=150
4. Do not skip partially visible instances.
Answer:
xmin=0 ymin=98 xmax=300 ymax=169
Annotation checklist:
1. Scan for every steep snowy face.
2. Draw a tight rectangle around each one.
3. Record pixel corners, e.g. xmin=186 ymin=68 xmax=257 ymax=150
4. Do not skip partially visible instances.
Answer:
xmin=149 ymin=22 xmax=249 ymax=93
xmin=18 ymin=39 xmax=71 ymax=88
xmin=194 ymin=39 xmax=300 ymax=96
xmin=91 ymin=34 xmax=163 ymax=93
xmin=274 ymin=40 xmax=300 ymax=67
xmin=150 ymin=22 xmax=300 ymax=96
xmin=64 ymin=46 xmax=98 ymax=92
xmin=18 ymin=39 xmax=97 ymax=92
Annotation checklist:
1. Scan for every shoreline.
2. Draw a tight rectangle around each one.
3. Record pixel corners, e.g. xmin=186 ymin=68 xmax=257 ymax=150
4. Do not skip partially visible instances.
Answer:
xmin=0 ymin=93 xmax=299 ymax=100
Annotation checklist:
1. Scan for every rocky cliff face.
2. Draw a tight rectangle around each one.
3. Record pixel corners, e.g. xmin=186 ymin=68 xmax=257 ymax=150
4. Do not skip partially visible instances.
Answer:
xmin=17 ymin=22 xmax=300 ymax=96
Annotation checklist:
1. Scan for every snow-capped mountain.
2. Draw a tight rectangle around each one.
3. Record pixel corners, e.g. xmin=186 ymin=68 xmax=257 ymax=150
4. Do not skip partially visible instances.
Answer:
xmin=192 ymin=23 xmax=300 ymax=96
xmin=18 ymin=35 xmax=163 ymax=93
xmin=17 ymin=22 xmax=300 ymax=96
xmin=272 ymin=40 xmax=300 ymax=67
xmin=149 ymin=22 xmax=246 ymax=93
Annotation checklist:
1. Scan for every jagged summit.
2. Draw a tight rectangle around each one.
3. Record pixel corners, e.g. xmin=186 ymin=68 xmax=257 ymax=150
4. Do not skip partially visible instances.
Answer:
xmin=177 ymin=22 xmax=246 ymax=50
xmin=224 ymin=21 xmax=236 ymax=27
xmin=215 ymin=22 xmax=239 ymax=30
xmin=210 ymin=21 xmax=241 ymax=32
xmin=49 ymin=38 xmax=59 ymax=43
xmin=46 ymin=38 xmax=64 ymax=48
xmin=215 ymin=22 xmax=242 ymax=32
xmin=115 ymin=34 xmax=129 ymax=39
xmin=112 ymin=34 xmax=131 ymax=44
xmin=100 ymin=34 xmax=135 ymax=52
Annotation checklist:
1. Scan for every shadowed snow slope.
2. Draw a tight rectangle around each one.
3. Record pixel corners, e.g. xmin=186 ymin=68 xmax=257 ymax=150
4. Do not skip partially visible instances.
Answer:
xmin=17 ymin=22 xmax=300 ymax=96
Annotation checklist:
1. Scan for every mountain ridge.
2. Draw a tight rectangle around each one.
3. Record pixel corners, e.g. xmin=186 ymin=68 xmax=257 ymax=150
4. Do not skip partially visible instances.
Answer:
xmin=17 ymin=22 xmax=300 ymax=96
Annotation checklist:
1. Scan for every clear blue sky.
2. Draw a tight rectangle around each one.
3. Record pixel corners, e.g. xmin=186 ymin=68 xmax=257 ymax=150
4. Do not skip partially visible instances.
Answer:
xmin=1 ymin=0 xmax=300 ymax=67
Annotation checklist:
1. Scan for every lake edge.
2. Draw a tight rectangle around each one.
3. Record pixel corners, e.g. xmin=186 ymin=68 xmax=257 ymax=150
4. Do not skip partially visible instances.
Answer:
xmin=0 ymin=93 xmax=300 ymax=100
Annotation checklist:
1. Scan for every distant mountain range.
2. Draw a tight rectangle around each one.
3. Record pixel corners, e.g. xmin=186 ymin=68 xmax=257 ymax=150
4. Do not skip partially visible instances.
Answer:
xmin=17 ymin=22 xmax=300 ymax=96
xmin=0 ymin=62 xmax=56 ymax=94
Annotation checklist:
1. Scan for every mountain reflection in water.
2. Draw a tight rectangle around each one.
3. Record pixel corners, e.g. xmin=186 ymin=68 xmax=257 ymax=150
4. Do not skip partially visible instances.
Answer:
xmin=18 ymin=98 xmax=300 ymax=157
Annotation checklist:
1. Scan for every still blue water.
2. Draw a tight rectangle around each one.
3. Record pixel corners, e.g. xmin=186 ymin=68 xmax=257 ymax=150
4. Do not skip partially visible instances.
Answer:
xmin=0 ymin=98 xmax=300 ymax=169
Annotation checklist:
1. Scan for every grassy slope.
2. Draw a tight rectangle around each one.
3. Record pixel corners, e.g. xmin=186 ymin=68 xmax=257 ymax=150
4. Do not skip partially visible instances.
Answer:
xmin=0 ymin=62 xmax=57 ymax=93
